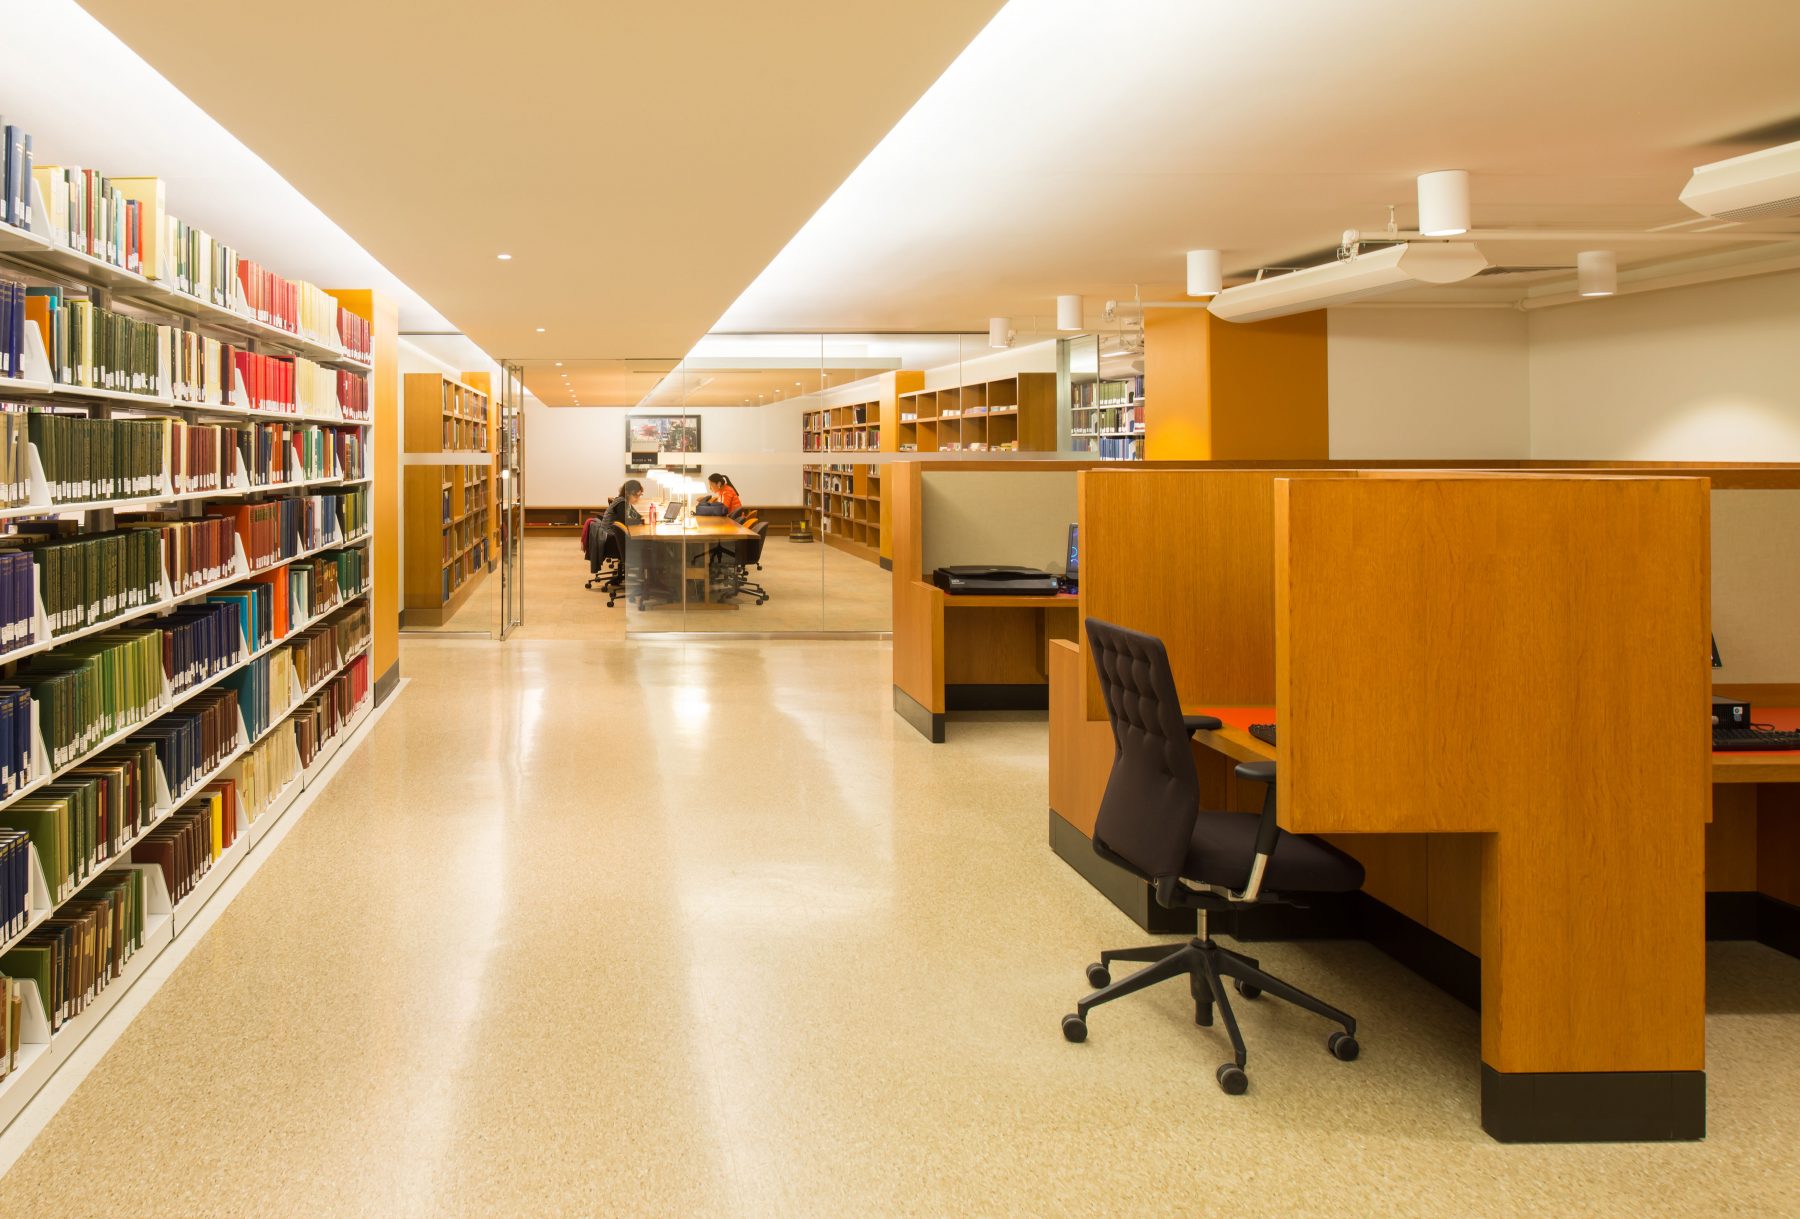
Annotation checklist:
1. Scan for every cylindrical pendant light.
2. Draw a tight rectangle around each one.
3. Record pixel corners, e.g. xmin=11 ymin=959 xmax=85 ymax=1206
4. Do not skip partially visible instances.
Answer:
xmin=1417 ymin=170 xmax=1470 ymax=236
xmin=989 ymin=317 xmax=1013 ymax=347
xmin=1186 ymin=249 xmax=1223 ymax=297
xmin=1056 ymin=294 xmax=1084 ymax=331
xmin=1577 ymin=250 xmax=1617 ymax=297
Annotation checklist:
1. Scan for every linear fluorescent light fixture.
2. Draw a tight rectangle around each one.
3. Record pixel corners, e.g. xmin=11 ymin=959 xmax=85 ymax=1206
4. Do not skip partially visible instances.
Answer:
xmin=1207 ymin=242 xmax=1489 ymax=323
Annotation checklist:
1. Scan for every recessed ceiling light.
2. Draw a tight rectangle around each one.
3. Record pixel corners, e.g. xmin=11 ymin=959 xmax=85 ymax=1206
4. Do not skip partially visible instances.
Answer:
xmin=554 ymin=361 xmax=562 ymax=367
xmin=535 ymin=327 xmax=546 ymax=333
xmin=496 ymin=253 xmax=512 ymax=260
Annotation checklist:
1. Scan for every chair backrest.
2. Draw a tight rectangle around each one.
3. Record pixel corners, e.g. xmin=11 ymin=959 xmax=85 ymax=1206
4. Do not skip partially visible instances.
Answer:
xmin=1085 ymin=618 xmax=1202 ymax=880
xmin=743 ymin=520 xmax=768 ymax=562
xmin=728 ymin=507 xmax=749 ymax=523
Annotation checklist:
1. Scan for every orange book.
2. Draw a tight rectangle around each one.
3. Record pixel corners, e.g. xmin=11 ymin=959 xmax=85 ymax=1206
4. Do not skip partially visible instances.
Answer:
xmin=247 ymin=565 xmax=289 ymax=638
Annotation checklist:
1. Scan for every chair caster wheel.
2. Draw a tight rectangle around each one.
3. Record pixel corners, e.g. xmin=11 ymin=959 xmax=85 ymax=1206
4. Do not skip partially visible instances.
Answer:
xmin=1086 ymin=963 xmax=1111 ymax=989
xmin=1235 ymin=981 xmax=1261 ymax=999
xmin=1327 ymin=1032 xmax=1360 ymax=1061
xmin=1061 ymin=1014 xmax=1088 ymax=1043
xmin=1216 ymin=1063 xmax=1248 ymax=1095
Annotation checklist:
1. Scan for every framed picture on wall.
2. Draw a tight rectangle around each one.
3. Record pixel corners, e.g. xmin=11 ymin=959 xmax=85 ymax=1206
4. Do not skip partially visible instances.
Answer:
xmin=625 ymin=414 xmax=702 ymax=473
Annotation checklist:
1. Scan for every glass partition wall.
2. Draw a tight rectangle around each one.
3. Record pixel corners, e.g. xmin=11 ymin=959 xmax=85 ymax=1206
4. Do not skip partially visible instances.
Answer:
xmin=502 ymin=326 xmax=1101 ymax=638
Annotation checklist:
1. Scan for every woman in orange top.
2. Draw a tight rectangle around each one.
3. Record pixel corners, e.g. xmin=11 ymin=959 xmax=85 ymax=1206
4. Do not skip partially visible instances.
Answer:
xmin=705 ymin=473 xmax=743 ymax=515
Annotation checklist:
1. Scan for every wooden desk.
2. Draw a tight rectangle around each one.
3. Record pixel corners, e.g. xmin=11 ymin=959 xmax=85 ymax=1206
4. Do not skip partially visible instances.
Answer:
xmin=623 ymin=519 xmax=756 ymax=611
xmin=895 ymin=580 xmax=1078 ymax=741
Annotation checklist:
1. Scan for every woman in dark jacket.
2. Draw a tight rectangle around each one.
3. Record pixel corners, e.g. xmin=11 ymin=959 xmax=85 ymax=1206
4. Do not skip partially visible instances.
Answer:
xmin=601 ymin=479 xmax=645 ymax=528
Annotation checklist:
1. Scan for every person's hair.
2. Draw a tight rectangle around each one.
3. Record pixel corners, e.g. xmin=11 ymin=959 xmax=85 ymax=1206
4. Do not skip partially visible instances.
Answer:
xmin=618 ymin=479 xmax=644 ymax=499
xmin=708 ymin=473 xmax=736 ymax=490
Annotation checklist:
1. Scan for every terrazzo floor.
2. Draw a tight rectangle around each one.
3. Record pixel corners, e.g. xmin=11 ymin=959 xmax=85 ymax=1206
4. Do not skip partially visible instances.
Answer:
xmin=0 ymin=636 xmax=1798 ymax=1216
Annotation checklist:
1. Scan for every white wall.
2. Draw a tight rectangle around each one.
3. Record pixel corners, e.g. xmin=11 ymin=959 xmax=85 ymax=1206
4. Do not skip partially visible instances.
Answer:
xmin=1526 ymin=268 xmax=1800 ymax=460
xmin=1326 ymin=308 xmax=1530 ymax=459
xmin=523 ymin=402 xmax=805 ymax=507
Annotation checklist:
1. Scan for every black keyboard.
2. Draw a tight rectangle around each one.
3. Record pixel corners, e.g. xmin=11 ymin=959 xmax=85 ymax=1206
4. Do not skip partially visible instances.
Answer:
xmin=1714 ymin=726 xmax=1800 ymax=752
xmin=1248 ymin=723 xmax=1277 ymax=746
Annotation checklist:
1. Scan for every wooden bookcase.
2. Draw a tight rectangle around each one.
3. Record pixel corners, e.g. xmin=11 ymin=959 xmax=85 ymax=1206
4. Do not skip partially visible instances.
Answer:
xmin=402 ymin=372 xmax=492 ymax=627
xmin=801 ymin=370 xmax=923 ymax=566
xmin=895 ymin=372 xmax=1057 ymax=456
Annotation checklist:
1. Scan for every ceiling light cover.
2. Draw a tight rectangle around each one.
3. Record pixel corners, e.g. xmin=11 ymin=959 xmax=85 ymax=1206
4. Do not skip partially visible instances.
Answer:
xmin=1186 ymin=249 xmax=1223 ymax=297
xmin=1417 ymin=170 xmax=1471 ymax=237
xmin=496 ymin=253 xmax=512 ymax=260
xmin=1577 ymin=250 xmax=1617 ymax=297
xmin=1206 ymin=242 xmax=1489 ymax=323
xmin=989 ymin=317 xmax=1013 ymax=347
xmin=1056 ymin=294 xmax=1084 ymax=331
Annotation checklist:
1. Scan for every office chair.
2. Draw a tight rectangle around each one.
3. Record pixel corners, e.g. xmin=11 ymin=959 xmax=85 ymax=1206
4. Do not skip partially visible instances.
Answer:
xmin=583 ymin=519 xmax=629 ymax=607
xmin=713 ymin=521 xmax=770 ymax=605
xmin=1064 ymin=618 xmax=1364 ymax=1095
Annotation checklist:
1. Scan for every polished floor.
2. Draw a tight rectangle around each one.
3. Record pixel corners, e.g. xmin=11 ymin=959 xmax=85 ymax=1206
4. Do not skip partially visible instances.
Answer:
xmin=435 ymin=533 xmax=892 ymax=638
xmin=2 ymin=636 xmax=1800 ymax=1216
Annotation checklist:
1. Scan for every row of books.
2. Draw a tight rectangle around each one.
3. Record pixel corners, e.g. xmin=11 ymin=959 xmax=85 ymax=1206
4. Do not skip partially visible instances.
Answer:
xmin=2 ymin=738 xmax=160 ymax=904
xmin=1074 ymin=436 xmax=1147 ymax=461
xmin=3 ymin=283 xmax=370 ymax=420
xmin=225 ymin=487 xmax=368 ymax=571
xmin=138 ymin=687 xmax=242 ymax=801
xmin=16 ymin=629 xmax=168 ymax=770
xmin=1073 ymin=376 xmax=1144 ymax=409
xmin=2 ymin=862 xmax=148 ymax=1036
xmin=0 ymin=825 xmax=30 ymax=940
xmin=1 ymin=132 xmax=373 ymax=362
xmin=295 ymin=653 xmax=369 ymax=768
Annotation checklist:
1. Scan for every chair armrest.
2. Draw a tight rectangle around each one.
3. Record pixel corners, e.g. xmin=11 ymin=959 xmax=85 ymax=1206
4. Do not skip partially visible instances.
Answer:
xmin=1229 ymin=763 xmax=1280 ymax=904
xmin=1183 ymin=714 xmax=1223 ymax=734
xmin=1234 ymin=760 xmax=1276 ymax=784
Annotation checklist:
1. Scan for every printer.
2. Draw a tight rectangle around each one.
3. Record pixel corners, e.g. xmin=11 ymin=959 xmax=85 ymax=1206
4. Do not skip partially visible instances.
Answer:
xmin=933 ymin=565 xmax=1063 ymax=596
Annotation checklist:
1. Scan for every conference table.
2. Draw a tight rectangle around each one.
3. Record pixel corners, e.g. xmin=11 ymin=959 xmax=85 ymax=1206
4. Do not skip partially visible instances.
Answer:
xmin=623 ymin=518 xmax=757 ymax=611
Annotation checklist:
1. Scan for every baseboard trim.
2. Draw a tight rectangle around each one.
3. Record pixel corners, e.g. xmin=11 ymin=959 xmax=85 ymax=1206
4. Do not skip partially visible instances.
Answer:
xmin=374 ymin=661 xmax=401 ymax=706
xmin=1481 ymin=1065 xmax=1705 ymax=1142
xmin=946 ymin=683 xmax=1048 ymax=712
xmin=879 ymin=557 xmax=893 ymax=572
xmin=892 ymin=685 xmax=943 ymax=743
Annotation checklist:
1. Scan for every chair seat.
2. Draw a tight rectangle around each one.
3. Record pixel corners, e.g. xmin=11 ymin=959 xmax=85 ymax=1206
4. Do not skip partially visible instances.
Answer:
xmin=1185 ymin=812 xmax=1365 ymax=893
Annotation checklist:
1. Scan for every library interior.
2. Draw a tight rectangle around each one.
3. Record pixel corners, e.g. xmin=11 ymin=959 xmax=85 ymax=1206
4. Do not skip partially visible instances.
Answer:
xmin=2 ymin=0 xmax=1800 ymax=1214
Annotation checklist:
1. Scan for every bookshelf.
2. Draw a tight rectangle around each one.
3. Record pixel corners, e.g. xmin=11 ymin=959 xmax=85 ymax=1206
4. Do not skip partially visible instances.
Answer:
xmin=894 ymin=372 xmax=1058 ymax=456
xmin=802 ymin=396 xmax=885 ymax=564
xmin=797 ymin=370 xmax=923 ymax=566
xmin=0 ymin=149 xmax=382 ymax=1133
xmin=402 ymin=373 xmax=492 ymax=627
xmin=1070 ymin=374 xmax=1146 ymax=460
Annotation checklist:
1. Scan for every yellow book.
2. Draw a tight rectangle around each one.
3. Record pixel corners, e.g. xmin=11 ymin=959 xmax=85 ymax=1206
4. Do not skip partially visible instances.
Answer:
xmin=110 ymin=177 xmax=166 ymax=281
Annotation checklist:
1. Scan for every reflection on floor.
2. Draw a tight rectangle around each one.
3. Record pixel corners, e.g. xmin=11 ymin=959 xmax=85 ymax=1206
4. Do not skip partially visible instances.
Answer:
xmin=430 ymin=533 xmax=893 ymax=639
xmin=3 ymin=635 xmax=1799 ymax=1217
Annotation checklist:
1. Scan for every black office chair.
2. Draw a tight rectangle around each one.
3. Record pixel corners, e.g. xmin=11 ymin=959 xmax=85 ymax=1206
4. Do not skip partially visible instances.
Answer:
xmin=714 ymin=521 xmax=770 ymax=605
xmin=583 ymin=519 xmax=629 ymax=607
xmin=1064 ymin=618 xmax=1364 ymax=1095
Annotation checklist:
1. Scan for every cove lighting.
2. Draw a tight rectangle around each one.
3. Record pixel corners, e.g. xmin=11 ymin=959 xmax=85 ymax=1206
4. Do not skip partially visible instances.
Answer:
xmin=1207 ymin=242 xmax=1488 ymax=322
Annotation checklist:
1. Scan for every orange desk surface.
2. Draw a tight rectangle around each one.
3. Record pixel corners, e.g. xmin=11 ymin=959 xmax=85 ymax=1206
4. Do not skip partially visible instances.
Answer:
xmin=1190 ymin=705 xmax=1800 ymax=784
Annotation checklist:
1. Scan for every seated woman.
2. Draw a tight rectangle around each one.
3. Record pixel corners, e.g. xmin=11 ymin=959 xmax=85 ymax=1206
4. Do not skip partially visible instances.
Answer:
xmin=702 ymin=473 xmax=743 ymax=516
xmin=601 ymin=479 xmax=645 ymax=528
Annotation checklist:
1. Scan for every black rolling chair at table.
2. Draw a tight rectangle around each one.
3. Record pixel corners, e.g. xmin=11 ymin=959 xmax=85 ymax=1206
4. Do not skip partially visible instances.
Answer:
xmin=1063 ymin=618 xmax=1365 ymax=1095
xmin=582 ymin=517 xmax=629 ymax=607
xmin=713 ymin=520 xmax=770 ymax=605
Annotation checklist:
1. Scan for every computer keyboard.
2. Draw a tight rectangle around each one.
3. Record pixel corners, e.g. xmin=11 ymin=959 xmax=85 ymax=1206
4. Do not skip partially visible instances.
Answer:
xmin=1713 ymin=726 xmax=1800 ymax=752
xmin=1248 ymin=723 xmax=1277 ymax=746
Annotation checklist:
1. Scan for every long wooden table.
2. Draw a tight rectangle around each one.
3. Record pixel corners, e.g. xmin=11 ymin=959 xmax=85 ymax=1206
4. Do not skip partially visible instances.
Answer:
xmin=623 ymin=518 xmax=757 ymax=611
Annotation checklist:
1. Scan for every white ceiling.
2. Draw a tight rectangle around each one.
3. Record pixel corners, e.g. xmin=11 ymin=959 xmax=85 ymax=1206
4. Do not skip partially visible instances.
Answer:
xmin=719 ymin=0 xmax=1800 ymax=333
xmin=0 ymin=1 xmax=457 ymax=333
xmin=77 ymin=0 xmax=1005 ymax=367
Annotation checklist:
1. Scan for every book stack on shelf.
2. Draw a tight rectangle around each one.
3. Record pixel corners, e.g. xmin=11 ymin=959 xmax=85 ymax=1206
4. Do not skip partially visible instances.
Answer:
xmin=1069 ymin=374 xmax=1145 ymax=461
xmin=801 ymin=398 xmax=886 ymax=563
xmin=402 ymin=372 xmax=494 ymax=627
xmin=0 ymin=119 xmax=382 ymax=1119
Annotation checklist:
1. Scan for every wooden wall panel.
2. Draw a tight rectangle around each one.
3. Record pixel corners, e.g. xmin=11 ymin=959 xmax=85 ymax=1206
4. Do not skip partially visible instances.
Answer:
xmin=1049 ymin=640 xmax=1114 ymax=836
xmin=1276 ymin=474 xmax=1711 ymax=1075
xmin=1143 ymin=308 xmax=1212 ymax=460
xmin=330 ymin=289 xmax=398 ymax=694
xmin=1208 ymin=310 xmax=1329 ymax=460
